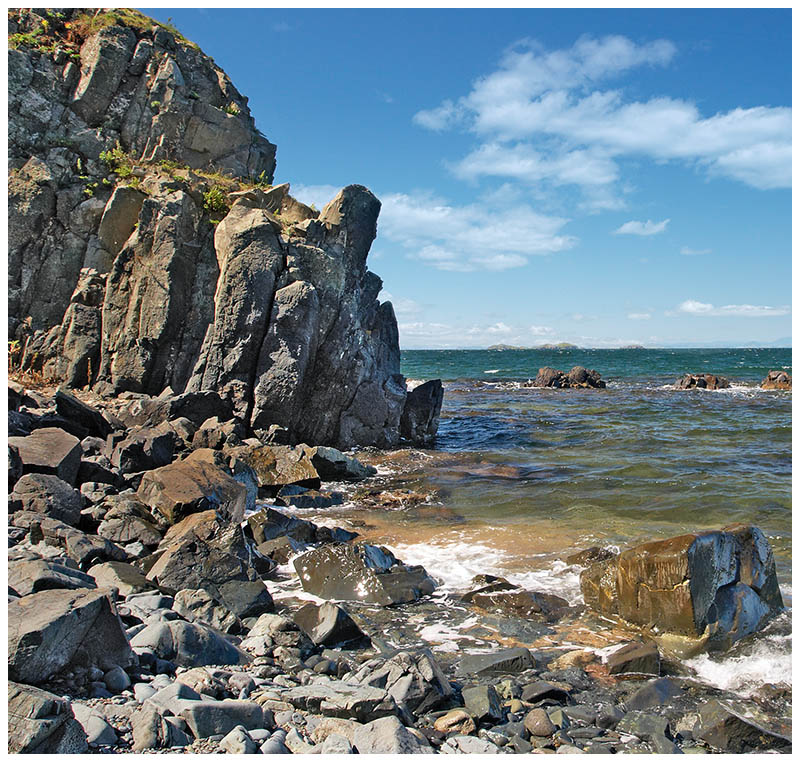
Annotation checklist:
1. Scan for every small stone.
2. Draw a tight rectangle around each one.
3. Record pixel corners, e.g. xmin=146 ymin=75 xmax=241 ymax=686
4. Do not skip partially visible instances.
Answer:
xmin=525 ymin=708 xmax=556 ymax=738
xmin=219 ymin=724 xmax=259 ymax=754
xmin=104 ymin=665 xmax=132 ymax=693
xmin=434 ymin=709 xmax=476 ymax=735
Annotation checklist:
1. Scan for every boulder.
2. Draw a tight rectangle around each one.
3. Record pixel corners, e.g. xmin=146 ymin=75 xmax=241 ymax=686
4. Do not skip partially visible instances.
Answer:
xmin=8 ymin=681 xmax=88 ymax=753
xmin=462 ymin=575 xmax=570 ymax=621
xmin=580 ymin=525 xmax=783 ymax=653
xmin=761 ymin=370 xmax=791 ymax=390
xmin=55 ymin=390 xmax=115 ymax=439
xmin=282 ymin=682 xmax=397 ymax=723
xmin=400 ymin=379 xmax=444 ymax=446
xmin=274 ymin=487 xmax=343 ymax=509
xmin=231 ymin=444 xmax=321 ymax=492
xmin=352 ymin=715 xmax=433 ymax=754
xmin=293 ymin=601 xmax=365 ymax=646
xmin=145 ymin=511 xmax=272 ymax=606
xmin=137 ymin=453 xmax=247 ymax=524
xmin=71 ymin=702 xmax=119 ymax=746
xmin=524 ymin=708 xmax=556 ymax=737
xmin=9 ymin=443 xmax=23 ymax=489
xmin=131 ymin=705 xmax=192 ymax=751
xmin=116 ymin=391 xmax=235 ymax=430
xmin=9 ymin=473 xmax=83 ymax=526
xmin=457 ymin=647 xmax=535 ymax=677
xmin=695 ymin=699 xmax=791 ymax=753
xmin=8 ymin=588 xmax=133 ymax=684
xmin=307 ymin=445 xmax=377 ymax=481
xmin=130 ymin=619 xmax=250 ymax=667
xmin=606 ymin=641 xmax=660 ymax=675
xmin=528 ymin=366 xmax=605 ymax=389
xmin=293 ymin=542 xmax=437 ymax=606
xmin=675 ymin=373 xmax=730 ymax=390
xmin=178 ymin=700 xmax=268 ymax=739
xmin=219 ymin=725 xmax=260 ymax=754
xmin=88 ymin=560 xmax=158 ymax=597
xmin=96 ymin=497 xmax=164 ymax=548
xmin=173 ymin=588 xmax=243 ymax=634
xmin=8 ymin=427 xmax=82 ymax=484
xmin=191 ymin=416 xmax=246 ymax=450
xmin=109 ymin=423 xmax=181 ymax=474
xmin=434 ymin=709 xmax=477 ymax=735
xmin=8 ymin=556 xmax=97 ymax=597
xmin=462 ymin=684 xmax=504 ymax=722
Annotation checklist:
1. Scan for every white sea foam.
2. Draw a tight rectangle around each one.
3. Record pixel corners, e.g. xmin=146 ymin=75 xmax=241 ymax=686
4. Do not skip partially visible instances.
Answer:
xmin=685 ymin=629 xmax=792 ymax=697
xmin=484 ymin=369 xmax=501 ymax=374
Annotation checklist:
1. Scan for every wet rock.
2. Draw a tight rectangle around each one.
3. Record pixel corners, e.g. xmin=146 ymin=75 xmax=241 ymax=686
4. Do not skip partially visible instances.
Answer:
xmin=528 ymin=366 xmax=606 ymax=389
xmin=129 ymin=619 xmax=250 ymax=668
xmin=8 ymin=556 xmax=97 ymax=596
xmin=8 ymin=427 xmax=82 ymax=484
xmin=617 ymin=711 xmax=680 ymax=754
xmin=352 ymin=715 xmax=433 ymax=754
xmin=457 ymin=647 xmax=535 ymax=677
xmin=8 ymin=587 xmax=133 ymax=684
xmin=675 ymin=373 xmax=730 ymax=390
xmin=761 ymin=370 xmax=791 ymax=390
xmin=137 ymin=452 xmax=247 ymax=524
xmin=462 ymin=575 xmax=570 ymax=621
xmin=624 ymin=677 xmax=682 ymax=711
xmin=307 ymin=445 xmax=377 ymax=480
xmin=231 ymin=443 xmax=321 ymax=492
xmin=565 ymin=546 xmax=617 ymax=566
xmin=275 ymin=486 xmax=344 ymax=509
xmin=694 ymin=699 xmax=791 ymax=753
xmin=581 ymin=525 xmax=784 ymax=654
xmin=607 ymin=641 xmax=660 ymax=675
xmin=293 ymin=601 xmax=365 ymax=646
xmin=293 ymin=542 xmax=436 ymax=606
xmin=9 ymin=473 xmax=83 ymax=525
xmin=8 ymin=681 xmax=88 ymax=753
xmin=400 ymin=379 xmax=444 ymax=446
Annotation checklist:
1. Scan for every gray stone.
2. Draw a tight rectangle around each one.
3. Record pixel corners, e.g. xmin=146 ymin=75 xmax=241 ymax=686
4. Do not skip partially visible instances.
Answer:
xmin=443 ymin=734 xmax=499 ymax=753
xmin=179 ymin=700 xmax=267 ymax=739
xmin=292 ymin=601 xmax=365 ymax=646
xmin=457 ymin=647 xmax=535 ymax=677
xmin=89 ymin=560 xmax=158 ymax=597
xmin=352 ymin=715 xmax=433 ymax=754
xmin=8 ymin=427 xmax=82 ymax=484
xmin=8 ymin=587 xmax=133 ymax=684
xmin=71 ymin=703 xmax=118 ymax=746
xmin=695 ymin=699 xmax=791 ymax=753
xmin=8 ymin=556 xmax=96 ymax=597
xmin=130 ymin=619 xmax=250 ymax=668
xmin=98 ymin=185 xmax=146 ymax=256
xmin=525 ymin=708 xmax=557 ymax=737
xmin=607 ymin=641 xmax=660 ymax=675
xmin=462 ymin=684 xmax=504 ymax=722
xmin=282 ymin=682 xmax=398 ymax=723
xmin=103 ymin=665 xmax=132 ymax=693
xmin=624 ymin=677 xmax=682 ymax=711
xmin=219 ymin=724 xmax=259 ymax=753
xmin=8 ymin=681 xmax=88 ymax=753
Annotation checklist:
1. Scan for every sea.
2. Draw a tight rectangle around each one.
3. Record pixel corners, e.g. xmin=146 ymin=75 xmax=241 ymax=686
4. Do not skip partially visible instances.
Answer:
xmin=275 ymin=347 xmax=792 ymax=706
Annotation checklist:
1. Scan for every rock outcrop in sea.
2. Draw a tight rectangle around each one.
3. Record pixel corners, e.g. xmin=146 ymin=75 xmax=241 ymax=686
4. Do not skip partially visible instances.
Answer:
xmin=761 ymin=370 xmax=791 ymax=390
xmin=526 ymin=366 xmax=606 ymax=389
xmin=8 ymin=8 xmax=441 ymax=449
xmin=675 ymin=373 xmax=730 ymax=390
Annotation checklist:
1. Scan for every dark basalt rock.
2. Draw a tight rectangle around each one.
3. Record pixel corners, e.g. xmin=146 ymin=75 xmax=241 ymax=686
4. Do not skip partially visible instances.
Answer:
xmin=675 ymin=373 xmax=730 ymax=390
xmin=10 ymin=473 xmax=84 ymax=526
xmin=527 ymin=366 xmax=606 ymax=389
xmin=694 ymin=699 xmax=792 ymax=753
xmin=462 ymin=575 xmax=571 ymax=622
xmin=293 ymin=601 xmax=366 ymax=646
xmin=606 ymin=641 xmax=660 ymax=675
xmin=400 ymin=379 xmax=444 ymax=446
xmin=457 ymin=647 xmax=536 ymax=677
xmin=8 ymin=427 xmax=82 ymax=484
xmin=293 ymin=542 xmax=436 ymax=606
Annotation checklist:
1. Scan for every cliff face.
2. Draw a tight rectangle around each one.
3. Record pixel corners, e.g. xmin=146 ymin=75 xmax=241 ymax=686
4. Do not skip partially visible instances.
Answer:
xmin=8 ymin=9 xmax=439 ymax=448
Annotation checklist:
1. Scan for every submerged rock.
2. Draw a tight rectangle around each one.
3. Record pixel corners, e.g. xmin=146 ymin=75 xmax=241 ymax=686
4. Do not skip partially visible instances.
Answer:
xmin=527 ymin=366 xmax=606 ymax=389
xmin=462 ymin=574 xmax=570 ymax=622
xmin=761 ymin=370 xmax=791 ymax=390
xmin=293 ymin=542 xmax=437 ymax=606
xmin=675 ymin=373 xmax=730 ymax=390
xmin=581 ymin=524 xmax=784 ymax=654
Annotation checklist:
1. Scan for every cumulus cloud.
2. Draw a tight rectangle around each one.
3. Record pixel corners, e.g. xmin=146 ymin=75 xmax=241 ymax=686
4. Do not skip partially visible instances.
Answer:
xmin=377 ymin=191 xmax=576 ymax=271
xmin=614 ymin=218 xmax=670 ymax=236
xmin=628 ymin=312 xmax=652 ymax=320
xmin=676 ymin=300 xmax=790 ymax=317
xmin=680 ymin=246 xmax=712 ymax=256
xmin=530 ymin=325 xmax=555 ymax=335
xmin=378 ymin=291 xmax=421 ymax=318
xmin=413 ymin=35 xmax=790 ymax=192
xmin=291 ymin=183 xmax=342 ymax=210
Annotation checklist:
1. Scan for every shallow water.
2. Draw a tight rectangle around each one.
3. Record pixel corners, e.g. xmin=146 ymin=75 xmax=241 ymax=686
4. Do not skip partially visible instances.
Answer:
xmin=283 ymin=348 xmax=793 ymax=701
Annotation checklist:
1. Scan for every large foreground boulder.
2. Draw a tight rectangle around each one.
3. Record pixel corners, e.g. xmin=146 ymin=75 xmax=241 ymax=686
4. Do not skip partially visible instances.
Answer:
xmin=129 ymin=619 xmax=250 ymax=667
xmin=9 ymin=473 xmax=83 ymax=526
xmin=8 ymin=682 xmax=88 ymax=753
xmin=581 ymin=525 xmax=783 ymax=655
xmin=7 ymin=427 xmax=82 ymax=484
xmin=293 ymin=542 xmax=437 ymax=606
xmin=8 ymin=588 xmax=133 ymax=684
xmin=400 ymin=380 xmax=444 ymax=446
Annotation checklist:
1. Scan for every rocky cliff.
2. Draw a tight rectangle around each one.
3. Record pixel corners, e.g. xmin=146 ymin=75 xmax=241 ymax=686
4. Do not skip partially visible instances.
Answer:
xmin=8 ymin=8 xmax=441 ymax=448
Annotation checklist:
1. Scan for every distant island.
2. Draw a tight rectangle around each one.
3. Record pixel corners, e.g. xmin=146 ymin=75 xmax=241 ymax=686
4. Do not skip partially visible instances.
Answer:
xmin=487 ymin=343 xmax=580 ymax=351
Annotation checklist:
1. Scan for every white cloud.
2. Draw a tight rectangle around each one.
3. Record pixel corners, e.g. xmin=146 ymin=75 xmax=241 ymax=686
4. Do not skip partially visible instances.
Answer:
xmin=628 ymin=312 xmax=652 ymax=320
xmin=614 ymin=218 xmax=670 ymax=236
xmin=291 ymin=183 xmax=342 ymax=210
xmin=680 ymin=246 xmax=712 ymax=256
xmin=676 ymin=299 xmax=790 ymax=317
xmin=486 ymin=322 xmax=513 ymax=334
xmin=377 ymin=191 xmax=576 ymax=271
xmin=414 ymin=35 xmax=790 ymax=191
xmin=530 ymin=324 xmax=554 ymax=335
xmin=378 ymin=291 xmax=421 ymax=318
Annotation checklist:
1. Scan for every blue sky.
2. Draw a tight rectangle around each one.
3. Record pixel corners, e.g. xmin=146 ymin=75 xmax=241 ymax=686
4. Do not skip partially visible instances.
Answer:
xmin=144 ymin=8 xmax=791 ymax=348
